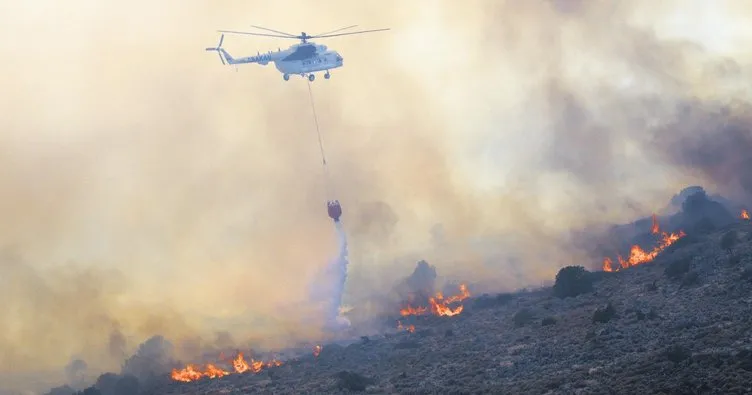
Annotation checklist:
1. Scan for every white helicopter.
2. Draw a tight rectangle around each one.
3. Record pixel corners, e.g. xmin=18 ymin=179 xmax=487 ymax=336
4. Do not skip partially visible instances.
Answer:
xmin=205 ymin=25 xmax=389 ymax=81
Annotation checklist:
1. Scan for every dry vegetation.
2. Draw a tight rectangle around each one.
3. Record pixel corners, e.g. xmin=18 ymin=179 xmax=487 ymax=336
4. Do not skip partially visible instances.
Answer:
xmin=125 ymin=221 xmax=752 ymax=395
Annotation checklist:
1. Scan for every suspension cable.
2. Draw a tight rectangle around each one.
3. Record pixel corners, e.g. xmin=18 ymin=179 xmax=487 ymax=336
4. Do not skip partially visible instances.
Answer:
xmin=306 ymin=80 xmax=334 ymax=200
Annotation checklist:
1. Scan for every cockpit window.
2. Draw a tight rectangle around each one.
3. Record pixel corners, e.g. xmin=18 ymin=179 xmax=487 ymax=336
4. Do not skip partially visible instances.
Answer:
xmin=281 ymin=44 xmax=316 ymax=61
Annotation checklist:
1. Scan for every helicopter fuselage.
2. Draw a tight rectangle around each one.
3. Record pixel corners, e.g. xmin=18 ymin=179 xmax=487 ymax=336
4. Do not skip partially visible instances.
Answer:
xmin=209 ymin=26 xmax=388 ymax=81
xmin=274 ymin=50 xmax=343 ymax=75
xmin=218 ymin=41 xmax=344 ymax=81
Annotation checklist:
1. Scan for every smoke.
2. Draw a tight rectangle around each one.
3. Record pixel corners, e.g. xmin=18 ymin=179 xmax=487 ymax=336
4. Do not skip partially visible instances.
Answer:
xmin=2 ymin=0 xmax=752 ymax=392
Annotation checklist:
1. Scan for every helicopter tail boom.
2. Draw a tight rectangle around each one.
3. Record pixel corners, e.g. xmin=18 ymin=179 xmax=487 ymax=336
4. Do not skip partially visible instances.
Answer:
xmin=204 ymin=34 xmax=240 ymax=65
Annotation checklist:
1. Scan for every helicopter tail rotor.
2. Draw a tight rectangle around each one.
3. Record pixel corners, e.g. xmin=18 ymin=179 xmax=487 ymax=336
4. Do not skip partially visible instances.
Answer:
xmin=205 ymin=34 xmax=226 ymax=65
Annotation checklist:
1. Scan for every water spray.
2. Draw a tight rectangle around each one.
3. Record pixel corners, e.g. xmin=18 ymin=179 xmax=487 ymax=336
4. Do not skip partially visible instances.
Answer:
xmin=307 ymin=80 xmax=350 ymax=331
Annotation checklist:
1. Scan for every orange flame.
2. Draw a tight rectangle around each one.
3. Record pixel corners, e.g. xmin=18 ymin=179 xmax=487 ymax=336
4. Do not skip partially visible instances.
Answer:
xmin=171 ymin=351 xmax=283 ymax=383
xmin=171 ymin=364 xmax=206 ymax=383
xmin=399 ymin=305 xmax=428 ymax=316
xmin=742 ymin=209 xmax=749 ymax=220
xmin=313 ymin=345 xmax=322 ymax=357
xmin=399 ymin=283 xmax=470 ymax=317
xmin=651 ymin=214 xmax=660 ymax=234
xmin=602 ymin=216 xmax=685 ymax=272
xmin=397 ymin=320 xmax=415 ymax=333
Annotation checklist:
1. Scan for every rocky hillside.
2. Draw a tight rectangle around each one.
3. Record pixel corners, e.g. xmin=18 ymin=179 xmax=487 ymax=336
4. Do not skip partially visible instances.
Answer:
xmin=131 ymin=220 xmax=752 ymax=395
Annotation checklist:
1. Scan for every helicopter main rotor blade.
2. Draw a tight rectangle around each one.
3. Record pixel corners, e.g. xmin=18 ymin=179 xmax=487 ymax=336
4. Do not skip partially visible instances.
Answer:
xmin=314 ymin=25 xmax=358 ymax=37
xmin=312 ymin=28 xmax=391 ymax=39
xmin=249 ymin=25 xmax=297 ymax=37
xmin=217 ymin=30 xmax=296 ymax=39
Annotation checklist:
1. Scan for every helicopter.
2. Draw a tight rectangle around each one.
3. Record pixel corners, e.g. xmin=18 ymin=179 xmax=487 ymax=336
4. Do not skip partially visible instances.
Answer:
xmin=205 ymin=25 xmax=390 ymax=81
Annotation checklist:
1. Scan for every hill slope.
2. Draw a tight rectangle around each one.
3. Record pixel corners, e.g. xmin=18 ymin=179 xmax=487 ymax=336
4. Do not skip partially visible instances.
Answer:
xmin=142 ymin=221 xmax=752 ymax=395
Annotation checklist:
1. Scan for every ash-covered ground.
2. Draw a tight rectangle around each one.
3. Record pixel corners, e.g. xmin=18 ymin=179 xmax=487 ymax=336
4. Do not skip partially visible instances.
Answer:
xmin=44 ymin=189 xmax=752 ymax=395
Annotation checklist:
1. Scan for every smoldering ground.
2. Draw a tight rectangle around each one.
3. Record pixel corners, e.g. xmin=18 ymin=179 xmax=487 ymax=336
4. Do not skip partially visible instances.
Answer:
xmin=2 ymin=0 xmax=752 ymax=392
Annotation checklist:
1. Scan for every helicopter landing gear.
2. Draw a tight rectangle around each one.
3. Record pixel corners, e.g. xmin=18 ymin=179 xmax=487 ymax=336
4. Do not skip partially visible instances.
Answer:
xmin=308 ymin=74 xmax=315 ymax=82
xmin=324 ymin=71 xmax=331 ymax=79
xmin=283 ymin=74 xmax=290 ymax=81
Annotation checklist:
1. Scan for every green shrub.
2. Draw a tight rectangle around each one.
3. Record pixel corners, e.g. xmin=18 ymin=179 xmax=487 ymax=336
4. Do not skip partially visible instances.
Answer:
xmin=553 ymin=266 xmax=594 ymax=298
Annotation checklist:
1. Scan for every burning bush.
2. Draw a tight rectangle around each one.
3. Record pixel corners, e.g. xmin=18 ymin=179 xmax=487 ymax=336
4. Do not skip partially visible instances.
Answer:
xmin=552 ymin=266 xmax=594 ymax=298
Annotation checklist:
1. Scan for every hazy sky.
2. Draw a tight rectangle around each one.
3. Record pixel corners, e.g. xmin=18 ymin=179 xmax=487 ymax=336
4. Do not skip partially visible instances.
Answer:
xmin=1 ymin=0 xmax=752 ymax=390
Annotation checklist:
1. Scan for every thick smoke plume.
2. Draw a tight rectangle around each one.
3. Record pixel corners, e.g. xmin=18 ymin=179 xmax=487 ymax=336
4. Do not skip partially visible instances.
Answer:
xmin=2 ymin=0 xmax=752 ymax=393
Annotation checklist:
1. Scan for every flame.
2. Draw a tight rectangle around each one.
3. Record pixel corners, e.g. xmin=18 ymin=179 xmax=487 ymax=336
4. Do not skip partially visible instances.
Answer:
xmin=742 ymin=209 xmax=749 ymax=220
xmin=397 ymin=320 xmax=415 ymax=333
xmin=651 ymin=214 xmax=660 ymax=234
xmin=399 ymin=283 xmax=470 ymax=317
xmin=204 ymin=364 xmax=230 ymax=379
xmin=313 ymin=345 xmax=322 ymax=357
xmin=602 ymin=216 xmax=685 ymax=272
xmin=399 ymin=305 xmax=428 ymax=316
xmin=171 ymin=351 xmax=283 ymax=383
xmin=171 ymin=364 xmax=206 ymax=383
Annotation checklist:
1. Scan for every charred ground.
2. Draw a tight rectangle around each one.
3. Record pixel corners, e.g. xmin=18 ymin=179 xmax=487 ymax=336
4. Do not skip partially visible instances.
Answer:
xmin=147 ymin=220 xmax=751 ymax=394
xmin=45 ymin=190 xmax=752 ymax=395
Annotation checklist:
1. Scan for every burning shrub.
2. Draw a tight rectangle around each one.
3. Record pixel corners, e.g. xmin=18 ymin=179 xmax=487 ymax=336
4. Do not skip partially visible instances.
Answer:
xmin=665 ymin=258 xmax=691 ymax=279
xmin=663 ymin=233 xmax=701 ymax=255
xmin=720 ymin=230 xmax=738 ymax=254
xmin=513 ymin=308 xmax=535 ymax=327
xmin=592 ymin=303 xmax=616 ymax=323
xmin=335 ymin=371 xmax=374 ymax=392
xmin=552 ymin=266 xmax=593 ymax=298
